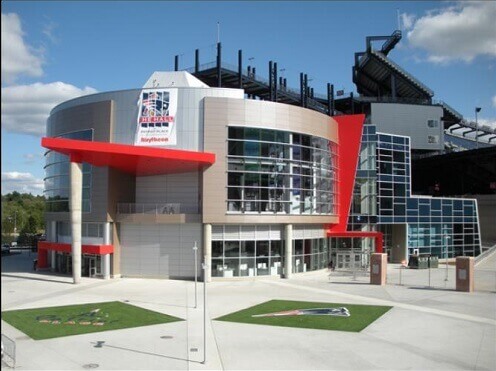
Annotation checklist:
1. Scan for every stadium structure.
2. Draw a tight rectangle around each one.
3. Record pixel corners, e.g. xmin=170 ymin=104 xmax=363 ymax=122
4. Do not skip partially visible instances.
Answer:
xmin=39 ymin=30 xmax=495 ymax=281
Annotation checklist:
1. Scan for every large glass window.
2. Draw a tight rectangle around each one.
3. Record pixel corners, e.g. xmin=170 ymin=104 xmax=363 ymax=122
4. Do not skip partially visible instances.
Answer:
xmin=44 ymin=130 xmax=93 ymax=212
xmin=227 ymin=127 xmax=337 ymax=215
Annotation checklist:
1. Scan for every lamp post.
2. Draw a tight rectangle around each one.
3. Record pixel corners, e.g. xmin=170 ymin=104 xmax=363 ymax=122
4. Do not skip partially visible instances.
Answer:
xmin=193 ymin=241 xmax=198 ymax=308
xmin=444 ymin=234 xmax=451 ymax=282
xmin=201 ymin=256 xmax=208 ymax=364
xmin=475 ymin=107 xmax=481 ymax=149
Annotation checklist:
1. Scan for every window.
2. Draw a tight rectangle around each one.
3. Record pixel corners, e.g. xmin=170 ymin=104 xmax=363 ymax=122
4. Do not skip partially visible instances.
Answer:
xmin=44 ymin=129 xmax=93 ymax=213
xmin=227 ymin=127 xmax=337 ymax=215
xmin=427 ymin=120 xmax=439 ymax=128
xmin=428 ymin=135 xmax=439 ymax=144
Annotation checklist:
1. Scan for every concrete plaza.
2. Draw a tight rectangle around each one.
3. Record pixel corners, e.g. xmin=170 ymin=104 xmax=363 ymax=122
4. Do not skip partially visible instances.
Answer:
xmin=2 ymin=250 xmax=495 ymax=370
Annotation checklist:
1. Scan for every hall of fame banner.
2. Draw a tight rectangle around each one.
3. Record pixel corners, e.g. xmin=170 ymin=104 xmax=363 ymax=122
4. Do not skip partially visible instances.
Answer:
xmin=135 ymin=89 xmax=178 ymax=146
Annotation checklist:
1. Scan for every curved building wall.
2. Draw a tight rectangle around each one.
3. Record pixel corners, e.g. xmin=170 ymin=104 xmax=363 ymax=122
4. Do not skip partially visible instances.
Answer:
xmin=45 ymin=85 xmax=341 ymax=279
xmin=202 ymin=97 xmax=339 ymax=225
xmin=50 ymin=87 xmax=244 ymax=150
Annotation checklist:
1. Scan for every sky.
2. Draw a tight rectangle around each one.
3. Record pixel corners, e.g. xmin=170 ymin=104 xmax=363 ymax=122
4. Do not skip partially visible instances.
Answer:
xmin=1 ymin=1 xmax=495 ymax=195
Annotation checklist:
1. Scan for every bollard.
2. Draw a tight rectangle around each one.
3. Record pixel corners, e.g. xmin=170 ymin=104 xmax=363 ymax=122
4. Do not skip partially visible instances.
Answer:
xmin=370 ymin=253 xmax=387 ymax=285
xmin=456 ymin=256 xmax=474 ymax=292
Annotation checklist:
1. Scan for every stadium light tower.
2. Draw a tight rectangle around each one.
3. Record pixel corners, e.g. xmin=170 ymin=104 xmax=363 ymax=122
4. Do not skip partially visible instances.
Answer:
xmin=475 ymin=107 xmax=481 ymax=149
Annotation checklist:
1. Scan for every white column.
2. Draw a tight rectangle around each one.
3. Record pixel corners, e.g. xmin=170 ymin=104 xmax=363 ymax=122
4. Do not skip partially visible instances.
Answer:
xmin=203 ymin=224 xmax=212 ymax=282
xmin=284 ymin=224 xmax=293 ymax=278
xmin=102 ymin=222 xmax=111 ymax=279
xmin=70 ymin=159 xmax=83 ymax=284
xmin=102 ymin=254 xmax=111 ymax=279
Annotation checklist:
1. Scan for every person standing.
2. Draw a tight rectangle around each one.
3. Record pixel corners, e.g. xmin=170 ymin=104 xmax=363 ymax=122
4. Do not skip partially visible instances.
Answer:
xmin=327 ymin=259 xmax=334 ymax=280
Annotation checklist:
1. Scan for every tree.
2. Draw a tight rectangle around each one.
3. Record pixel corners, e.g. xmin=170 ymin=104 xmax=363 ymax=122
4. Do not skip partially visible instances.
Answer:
xmin=1 ymin=192 xmax=46 ymax=243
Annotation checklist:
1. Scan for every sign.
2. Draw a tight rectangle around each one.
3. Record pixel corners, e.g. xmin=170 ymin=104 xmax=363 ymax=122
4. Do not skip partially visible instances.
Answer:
xmin=135 ymin=89 xmax=178 ymax=146
xmin=336 ymin=89 xmax=344 ymax=96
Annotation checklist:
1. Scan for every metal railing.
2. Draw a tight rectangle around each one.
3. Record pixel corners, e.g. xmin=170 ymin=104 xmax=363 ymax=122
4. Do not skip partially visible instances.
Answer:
xmin=1 ymin=333 xmax=16 ymax=369
xmin=117 ymin=203 xmax=183 ymax=215
xmin=475 ymin=244 xmax=496 ymax=265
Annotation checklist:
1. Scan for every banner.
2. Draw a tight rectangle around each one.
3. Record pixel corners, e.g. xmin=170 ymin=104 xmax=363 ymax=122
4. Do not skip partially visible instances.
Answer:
xmin=135 ymin=89 xmax=178 ymax=146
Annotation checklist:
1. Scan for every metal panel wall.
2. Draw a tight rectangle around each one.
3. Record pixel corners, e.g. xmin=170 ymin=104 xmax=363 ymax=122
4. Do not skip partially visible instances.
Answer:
xmin=370 ymin=103 xmax=443 ymax=151
xmin=119 ymin=223 xmax=202 ymax=278
xmin=135 ymin=171 xmax=200 ymax=213
xmin=51 ymin=87 xmax=243 ymax=151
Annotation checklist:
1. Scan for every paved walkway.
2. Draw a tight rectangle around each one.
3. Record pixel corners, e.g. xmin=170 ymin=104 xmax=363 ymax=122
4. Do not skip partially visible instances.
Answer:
xmin=2 ymin=250 xmax=495 ymax=370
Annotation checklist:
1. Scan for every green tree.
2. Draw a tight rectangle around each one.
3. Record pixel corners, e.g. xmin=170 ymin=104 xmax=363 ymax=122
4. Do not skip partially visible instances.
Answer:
xmin=1 ymin=192 xmax=45 ymax=243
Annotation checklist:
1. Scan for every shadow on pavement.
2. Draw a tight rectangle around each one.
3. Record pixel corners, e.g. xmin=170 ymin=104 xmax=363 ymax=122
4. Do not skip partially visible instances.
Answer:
xmin=328 ymin=281 xmax=371 ymax=286
xmin=91 ymin=341 xmax=202 ymax=364
xmin=407 ymin=286 xmax=455 ymax=292
xmin=1 ymin=272 xmax=74 ymax=285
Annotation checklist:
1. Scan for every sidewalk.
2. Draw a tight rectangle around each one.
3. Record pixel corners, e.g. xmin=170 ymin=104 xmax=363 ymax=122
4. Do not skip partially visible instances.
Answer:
xmin=2 ymin=250 xmax=495 ymax=370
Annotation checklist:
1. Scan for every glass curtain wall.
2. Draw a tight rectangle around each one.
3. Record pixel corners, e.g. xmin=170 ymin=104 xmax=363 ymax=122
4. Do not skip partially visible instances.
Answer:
xmin=44 ymin=130 xmax=93 ymax=212
xmin=211 ymin=225 xmax=329 ymax=278
xmin=348 ymin=124 xmax=378 ymax=230
xmin=227 ymin=127 xmax=337 ymax=215
xmin=292 ymin=238 xmax=328 ymax=273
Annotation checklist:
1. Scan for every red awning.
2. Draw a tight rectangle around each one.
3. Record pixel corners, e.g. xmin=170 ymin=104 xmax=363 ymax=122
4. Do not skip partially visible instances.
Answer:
xmin=41 ymin=137 xmax=215 ymax=176
xmin=38 ymin=241 xmax=114 ymax=255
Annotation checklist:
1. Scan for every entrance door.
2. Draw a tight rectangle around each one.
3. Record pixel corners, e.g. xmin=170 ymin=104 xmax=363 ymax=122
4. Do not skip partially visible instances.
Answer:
xmin=89 ymin=257 xmax=96 ymax=277
xmin=336 ymin=252 xmax=370 ymax=271
xmin=83 ymin=256 xmax=97 ymax=277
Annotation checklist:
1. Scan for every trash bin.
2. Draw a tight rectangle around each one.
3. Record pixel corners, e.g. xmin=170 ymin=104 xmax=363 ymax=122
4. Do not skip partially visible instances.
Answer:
xmin=428 ymin=255 xmax=439 ymax=268
xmin=418 ymin=255 xmax=429 ymax=269
xmin=408 ymin=255 xmax=419 ymax=269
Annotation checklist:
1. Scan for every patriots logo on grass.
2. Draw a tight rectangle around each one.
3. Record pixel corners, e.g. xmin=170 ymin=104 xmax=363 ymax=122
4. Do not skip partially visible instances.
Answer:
xmin=252 ymin=307 xmax=350 ymax=317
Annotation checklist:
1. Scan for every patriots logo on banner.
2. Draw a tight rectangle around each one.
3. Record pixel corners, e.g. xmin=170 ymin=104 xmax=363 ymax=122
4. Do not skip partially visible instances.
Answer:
xmin=135 ymin=89 xmax=178 ymax=146
xmin=141 ymin=92 xmax=169 ymax=118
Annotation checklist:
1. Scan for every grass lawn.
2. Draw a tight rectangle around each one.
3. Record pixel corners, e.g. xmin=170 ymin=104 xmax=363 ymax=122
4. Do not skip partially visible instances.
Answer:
xmin=215 ymin=300 xmax=392 ymax=332
xmin=1 ymin=301 xmax=183 ymax=340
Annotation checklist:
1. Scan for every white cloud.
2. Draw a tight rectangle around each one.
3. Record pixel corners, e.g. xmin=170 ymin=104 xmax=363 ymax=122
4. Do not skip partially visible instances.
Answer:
xmin=400 ymin=13 xmax=416 ymax=31
xmin=407 ymin=2 xmax=496 ymax=64
xmin=42 ymin=19 xmax=58 ymax=44
xmin=1 ymin=82 xmax=97 ymax=136
xmin=1 ymin=12 xmax=44 ymax=83
xmin=1 ymin=171 xmax=44 ymax=195
xmin=474 ymin=118 xmax=496 ymax=131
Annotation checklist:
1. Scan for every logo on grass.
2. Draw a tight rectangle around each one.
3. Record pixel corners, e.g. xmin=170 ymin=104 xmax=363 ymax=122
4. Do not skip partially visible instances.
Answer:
xmin=252 ymin=307 xmax=351 ymax=318
xmin=36 ymin=308 xmax=115 ymax=326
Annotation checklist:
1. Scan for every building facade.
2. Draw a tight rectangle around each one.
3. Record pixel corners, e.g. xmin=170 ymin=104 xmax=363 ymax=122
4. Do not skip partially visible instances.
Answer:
xmin=39 ymin=72 xmax=367 ymax=281
xmin=344 ymin=125 xmax=481 ymax=265
xmin=39 ymin=69 xmax=482 ymax=282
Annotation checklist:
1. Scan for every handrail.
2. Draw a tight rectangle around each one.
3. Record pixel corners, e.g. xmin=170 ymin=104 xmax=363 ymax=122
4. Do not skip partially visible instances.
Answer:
xmin=475 ymin=244 xmax=496 ymax=265
xmin=117 ymin=203 xmax=184 ymax=214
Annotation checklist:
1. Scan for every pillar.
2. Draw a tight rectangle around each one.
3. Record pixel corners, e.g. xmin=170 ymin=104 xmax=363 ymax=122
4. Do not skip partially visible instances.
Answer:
xmin=391 ymin=74 xmax=397 ymax=100
xmin=238 ymin=49 xmax=242 ymax=88
xmin=70 ymin=157 xmax=83 ymax=284
xmin=456 ymin=256 xmax=474 ymax=292
xmin=37 ymin=248 xmax=49 ymax=269
xmin=269 ymin=61 xmax=273 ymax=101
xmin=216 ymin=42 xmax=222 ymax=87
xmin=274 ymin=62 xmax=278 ymax=102
xmin=203 ymin=223 xmax=212 ymax=282
xmin=195 ymin=49 xmax=200 ymax=74
xmin=370 ymin=253 xmax=387 ymax=285
xmin=102 ymin=222 xmax=111 ymax=279
xmin=284 ymin=224 xmax=293 ymax=279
